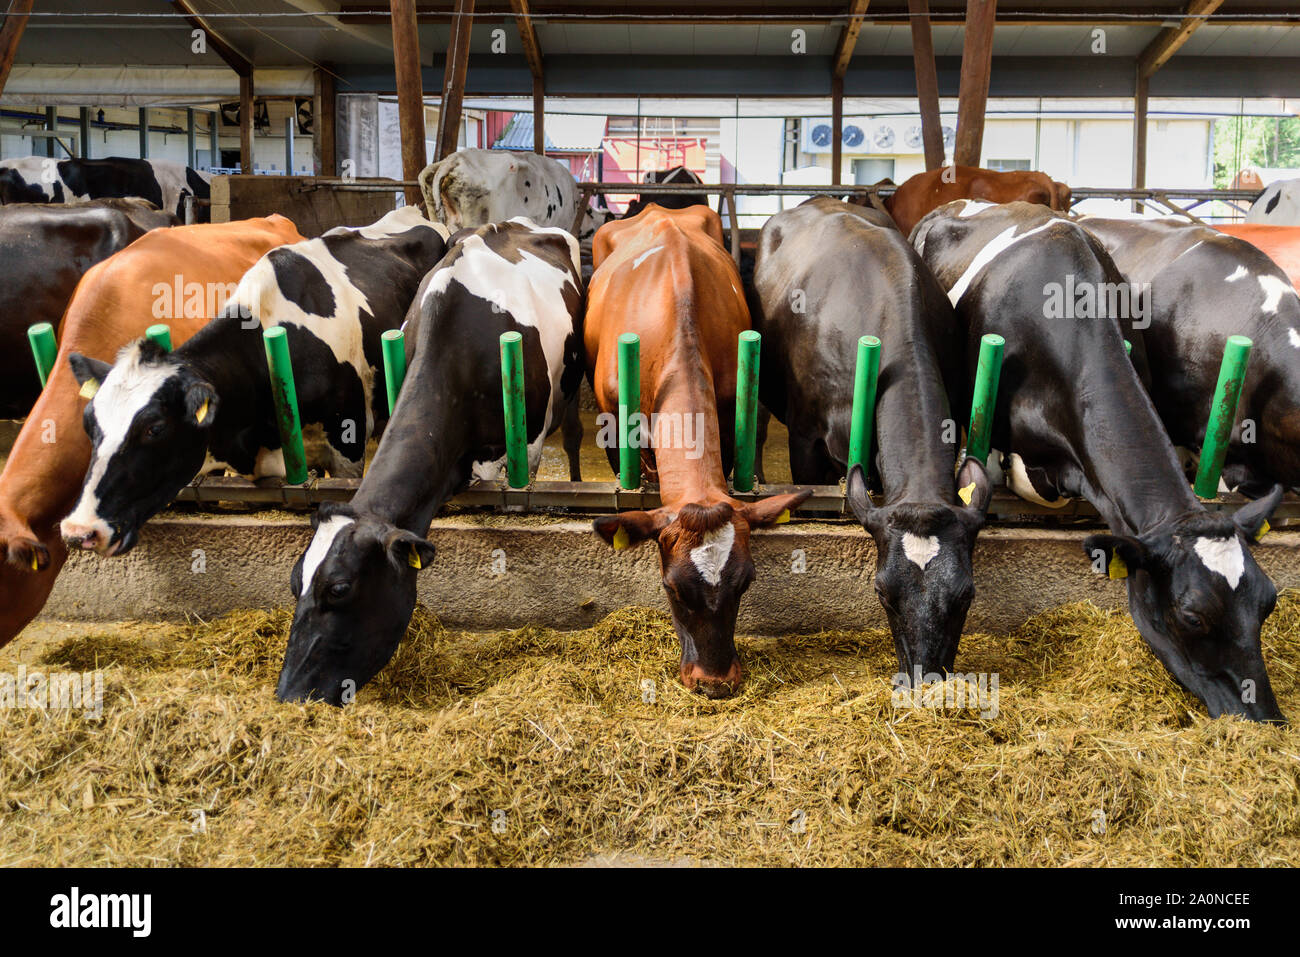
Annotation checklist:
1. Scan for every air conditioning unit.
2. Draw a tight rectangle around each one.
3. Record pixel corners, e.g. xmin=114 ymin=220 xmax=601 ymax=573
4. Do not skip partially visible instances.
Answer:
xmin=800 ymin=118 xmax=869 ymax=154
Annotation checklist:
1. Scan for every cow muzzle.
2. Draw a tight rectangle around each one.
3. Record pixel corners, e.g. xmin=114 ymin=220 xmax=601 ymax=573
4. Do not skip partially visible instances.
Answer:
xmin=680 ymin=658 xmax=743 ymax=699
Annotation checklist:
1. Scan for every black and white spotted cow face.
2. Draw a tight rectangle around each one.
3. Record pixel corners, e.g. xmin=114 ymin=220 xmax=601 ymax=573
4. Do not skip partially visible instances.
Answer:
xmin=278 ymin=503 xmax=436 ymax=705
xmin=1084 ymin=487 xmax=1286 ymax=723
xmin=62 ymin=341 xmax=217 ymax=556
xmin=847 ymin=459 xmax=992 ymax=681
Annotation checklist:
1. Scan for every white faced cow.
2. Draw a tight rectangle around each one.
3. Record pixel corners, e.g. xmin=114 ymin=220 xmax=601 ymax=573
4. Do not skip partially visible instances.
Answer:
xmin=1245 ymin=179 xmax=1300 ymax=225
xmin=0 ymin=156 xmax=212 ymax=221
xmin=60 ymin=207 xmax=449 ymax=557
xmin=912 ymin=199 xmax=1287 ymax=723
xmin=276 ymin=217 xmax=587 ymax=705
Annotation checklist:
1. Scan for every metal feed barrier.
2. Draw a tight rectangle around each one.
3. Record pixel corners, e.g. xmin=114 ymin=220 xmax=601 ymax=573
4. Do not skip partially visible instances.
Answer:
xmin=23 ymin=315 xmax=1269 ymax=526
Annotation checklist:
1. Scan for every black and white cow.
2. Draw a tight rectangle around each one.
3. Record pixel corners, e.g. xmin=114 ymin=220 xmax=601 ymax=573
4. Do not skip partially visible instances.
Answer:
xmin=275 ymin=217 xmax=586 ymax=705
xmin=1246 ymin=178 xmax=1300 ymax=225
xmin=623 ymin=166 xmax=708 ymax=218
xmin=0 ymin=202 xmax=172 ymax=418
xmin=418 ymin=149 xmax=613 ymax=262
xmin=1081 ymin=215 xmax=1300 ymax=496
xmin=752 ymin=197 xmax=991 ymax=680
xmin=912 ymin=200 xmax=1286 ymax=722
xmin=59 ymin=207 xmax=449 ymax=556
xmin=0 ymin=156 xmax=211 ymax=221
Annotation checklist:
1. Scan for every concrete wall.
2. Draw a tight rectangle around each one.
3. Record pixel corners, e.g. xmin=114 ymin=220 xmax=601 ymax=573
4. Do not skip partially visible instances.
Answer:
xmin=40 ymin=513 xmax=1300 ymax=635
xmin=208 ymin=174 xmax=399 ymax=237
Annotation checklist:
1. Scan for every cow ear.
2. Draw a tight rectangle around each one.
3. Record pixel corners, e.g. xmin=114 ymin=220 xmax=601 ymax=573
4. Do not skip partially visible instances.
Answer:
xmin=385 ymin=528 xmax=436 ymax=572
xmin=845 ymin=464 xmax=876 ymax=528
xmin=290 ymin=554 xmax=303 ymax=597
xmin=594 ymin=509 xmax=670 ymax=550
xmin=1234 ymin=484 xmax=1284 ymax=544
xmin=68 ymin=353 xmax=112 ymax=396
xmin=955 ymin=455 xmax=993 ymax=517
xmin=1082 ymin=534 xmax=1149 ymax=580
xmin=741 ymin=488 xmax=812 ymax=528
xmin=185 ymin=381 xmax=218 ymax=428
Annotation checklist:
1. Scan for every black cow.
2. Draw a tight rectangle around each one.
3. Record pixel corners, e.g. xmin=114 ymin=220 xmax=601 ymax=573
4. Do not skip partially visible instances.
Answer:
xmin=276 ymin=217 xmax=586 ymax=705
xmin=752 ymin=197 xmax=991 ymax=681
xmin=60 ymin=208 xmax=448 ymax=556
xmin=0 ymin=202 xmax=173 ymax=418
xmin=912 ymin=200 xmax=1286 ymax=722
xmin=1081 ymin=215 xmax=1300 ymax=497
xmin=623 ymin=166 xmax=708 ymax=219
xmin=0 ymin=156 xmax=211 ymax=221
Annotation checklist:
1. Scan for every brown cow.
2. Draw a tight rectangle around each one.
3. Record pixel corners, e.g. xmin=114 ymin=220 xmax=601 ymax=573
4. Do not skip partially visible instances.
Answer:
xmin=585 ymin=204 xmax=809 ymax=698
xmin=0 ymin=215 xmax=303 ymax=647
xmin=1215 ymin=224 xmax=1300 ymax=293
xmin=886 ymin=165 xmax=1072 ymax=236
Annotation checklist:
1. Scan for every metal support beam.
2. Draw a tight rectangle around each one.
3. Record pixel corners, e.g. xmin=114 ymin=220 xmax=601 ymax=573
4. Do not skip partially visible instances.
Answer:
xmin=509 ymin=0 xmax=544 ymax=79
xmin=284 ymin=115 xmax=295 ymax=174
xmin=44 ymin=105 xmax=56 ymax=158
xmin=908 ymin=0 xmax=945 ymax=170
xmin=954 ymin=0 xmax=997 ymax=167
xmin=313 ymin=66 xmax=337 ymax=176
xmin=1133 ymin=66 xmax=1149 ymax=201
xmin=435 ymin=0 xmax=474 ymax=162
xmin=832 ymin=0 xmax=871 ymax=79
xmin=391 ymin=0 xmax=429 ymax=207
xmin=187 ymin=108 xmax=197 ymax=169
xmin=831 ymin=74 xmax=843 ymax=185
xmin=138 ymin=107 xmax=149 ymax=159
xmin=239 ymin=73 xmax=253 ymax=172
xmin=209 ymin=110 xmax=219 ymax=170
xmin=1138 ymin=0 xmax=1225 ymax=78
xmin=0 ymin=0 xmax=33 ymax=100
xmin=79 ymin=107 xmax=91 ymax=159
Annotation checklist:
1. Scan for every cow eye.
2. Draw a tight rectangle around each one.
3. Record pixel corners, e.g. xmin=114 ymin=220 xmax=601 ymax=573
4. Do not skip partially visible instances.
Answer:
xmin=326 ymin=582 xmax=351 ymax=602
xmin=142 ymin=421 xmax=165 ymax=441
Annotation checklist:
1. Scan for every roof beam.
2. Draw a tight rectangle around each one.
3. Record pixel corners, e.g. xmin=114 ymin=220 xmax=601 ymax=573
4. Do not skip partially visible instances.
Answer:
xmin=169 ymin=0 xmax=252 ymax=77
xmin=832 ymin=0 xmax=871 ymax=79
xmin=1137 ymin=0 xmax=1225 ymax=78
xmin=0 ymin=0 xmax=35 ymax=100
xmin=509 ymin=0 xmax=544 ymax=79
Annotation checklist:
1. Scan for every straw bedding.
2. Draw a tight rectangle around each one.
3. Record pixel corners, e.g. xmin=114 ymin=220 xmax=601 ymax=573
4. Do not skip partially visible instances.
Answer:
xmin=1 ymin=596 xmax=1298 ymax=866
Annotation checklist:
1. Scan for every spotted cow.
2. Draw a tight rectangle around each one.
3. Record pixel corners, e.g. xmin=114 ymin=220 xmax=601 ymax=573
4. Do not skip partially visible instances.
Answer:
xmin=0 ymin=156 xmax=212 ymax=221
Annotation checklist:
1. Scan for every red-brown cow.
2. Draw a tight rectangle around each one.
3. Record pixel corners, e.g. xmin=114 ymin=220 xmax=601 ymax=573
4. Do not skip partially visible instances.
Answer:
xmin=0 ymin=215 xmax=303 ymax=647
xmin=886 ymin=165 xmax=1072 ymax=236
xmin=1216 ymin=224 xmax=1300 ymax=293
xmin=585 ymin=204 xmax=808 ymax=698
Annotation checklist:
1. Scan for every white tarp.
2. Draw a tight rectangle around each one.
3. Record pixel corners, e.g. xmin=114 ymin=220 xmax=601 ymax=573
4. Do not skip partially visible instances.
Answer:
xmin=0 ymin=66 xmax=315 ymax=107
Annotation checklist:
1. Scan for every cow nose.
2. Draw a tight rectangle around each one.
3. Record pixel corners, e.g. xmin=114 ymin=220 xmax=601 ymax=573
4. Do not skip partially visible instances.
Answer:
xmin=680 ymin=659 xmax=743 ymax=699
xmin=60 ymin=519 xmax=105 ymax=551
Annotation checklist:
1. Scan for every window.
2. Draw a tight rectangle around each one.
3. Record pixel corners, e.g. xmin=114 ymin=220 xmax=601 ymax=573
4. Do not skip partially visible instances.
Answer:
xmin=987 ymin=158 xmax=1032 ymax=171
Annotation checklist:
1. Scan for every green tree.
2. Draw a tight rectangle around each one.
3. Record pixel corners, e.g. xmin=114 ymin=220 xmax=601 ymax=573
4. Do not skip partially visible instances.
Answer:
xmin=1213 ymin=115 xmax=1300 ymax=186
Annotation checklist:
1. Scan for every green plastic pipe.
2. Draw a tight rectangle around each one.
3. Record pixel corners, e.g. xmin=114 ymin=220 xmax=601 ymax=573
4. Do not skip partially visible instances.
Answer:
xmin=847 ymin=335 xmax=882 ymax=477
xmin=1124 ymin=339 xmax=1132 ymax=357
xmin=618 ymin=333 xmax=641 ymax=490
xmin=261 ymin=326 xmax=308 ymax=485
xmin=733 ymin=330 xmax=762 ymax=492
xmin=1193 ymin=334 xmax=1253 ymax=499
xmin=966 ymin=333 xmax=1005 ymax=466
xmin=500 ymin=331 xmax=529 ymax=489
xmin=381 ymin=329 xmax=406 ymax=415
xmin=146 ymin=324 xmax=173 ymax=351
xmin=27 ymin=322 xmax=57 ymax=388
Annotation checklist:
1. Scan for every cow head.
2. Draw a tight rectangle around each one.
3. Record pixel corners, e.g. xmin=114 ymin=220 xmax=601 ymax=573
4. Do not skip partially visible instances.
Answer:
xmin=61 ymin=341 xmax=218 ymax=556
xmin=846 ymin=458 xmax=992 ymax=681
xmin=277 ymin=503 xmax=436 ymax=705
xmin=1083 ymin=486 xmax=1286 ymax=723
xmin=593 ymin=490 xmax=810 ymax=698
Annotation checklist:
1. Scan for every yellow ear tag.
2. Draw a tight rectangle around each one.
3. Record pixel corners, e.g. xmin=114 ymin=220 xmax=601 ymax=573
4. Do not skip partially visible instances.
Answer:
xmin=79 ymin=379 xmax=99 ymax=400
xmin=195 ymin=398 xmax=210 ymax=425
xmin=1108 ymin=553 xmax=1128 ymax=580
xmin=31 ymin=554 xmax=39 ymax=571
xmin=612 ymin=526 xmax=630 ymax=550
xmin=407 ymin=546 xmax=422 ymax=569
xmin=776 ymin=509 xmax=791 ymax=524
xmin=958 ymin=481 xmax=976 ymax=506
xmin=1255 ymin=520 xmax=1271 ymax=542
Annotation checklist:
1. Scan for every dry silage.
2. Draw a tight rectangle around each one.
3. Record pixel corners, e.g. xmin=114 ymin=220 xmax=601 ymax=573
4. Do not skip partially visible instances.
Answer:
xmin=1 ymin=594 xmax=1298 ymax=867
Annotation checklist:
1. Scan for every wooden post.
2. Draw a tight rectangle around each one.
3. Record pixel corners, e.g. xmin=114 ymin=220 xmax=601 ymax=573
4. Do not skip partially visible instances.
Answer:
xmin=314 ymin=66 xmax=337 ymax=176
xmin=239 ymin=73 xmax=253 ymax=173
xmin=831 ymin=74 xmax=843 ymax=186
xmin=909 ymin=0 xmax=944 ymax=170
xmin=435 ymin=0 xmax=474 ymax=163
xmin=390 ymin=0 xmax=428 ymax=207
xmin=0 ymin=0 xmax=34 ymax=101
xmin=954 ymin=0 xmax=997 ymax=167
xmin=533 ymin=74 xmax=544 ymax=155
